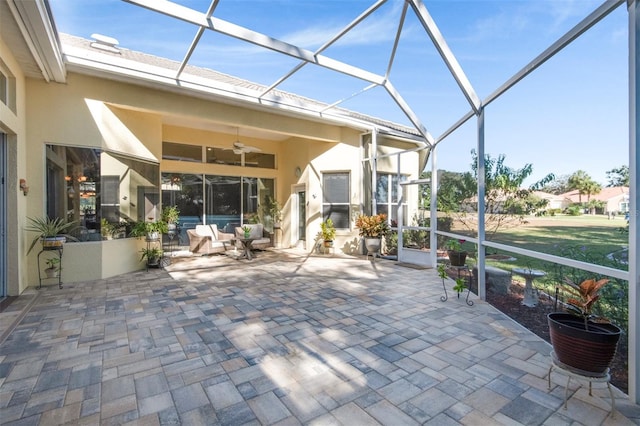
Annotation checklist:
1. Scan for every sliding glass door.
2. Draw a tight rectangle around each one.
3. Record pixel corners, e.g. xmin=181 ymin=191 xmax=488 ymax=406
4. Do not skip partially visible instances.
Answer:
xmin=161 ymin=173 xmax=275 ymax=239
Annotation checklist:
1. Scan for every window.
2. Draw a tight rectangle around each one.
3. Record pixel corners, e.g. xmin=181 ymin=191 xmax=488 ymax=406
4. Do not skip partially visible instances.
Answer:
xmin=322 ymin=172 xmax=350 ymax=229
xmin=0 ymin=70 xmax=7 ymax=106
xmin=46 ymin=145 xmax=159 ymax=241
xmin=162 ymin=142 xmax=202 ymax=162
xmin=161 ymin=173 xmax=204 ymax=237
xmin=206 ymin=147 xmax=240 ymax=166
xmin=0 ymin=61 xmax=16 ymax=112
xmin=376 ymin=173 xmax=407 ymax=224
xmin=245 ymin=152 xmax=275 ymax=169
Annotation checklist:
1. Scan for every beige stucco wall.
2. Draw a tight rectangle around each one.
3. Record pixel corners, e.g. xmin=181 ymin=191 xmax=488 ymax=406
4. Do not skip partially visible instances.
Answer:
xmin=18 ymin=70 xmax=420 ymax=288
xmin=0 ymin=34 xmax=28 ymax=296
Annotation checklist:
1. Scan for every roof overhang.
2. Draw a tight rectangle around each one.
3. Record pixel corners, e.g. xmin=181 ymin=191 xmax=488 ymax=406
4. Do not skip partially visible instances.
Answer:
xmin=62 ymin=39 xmax=427 ymax=147
xmin=4 ymin=0 xmax=65 ymax=83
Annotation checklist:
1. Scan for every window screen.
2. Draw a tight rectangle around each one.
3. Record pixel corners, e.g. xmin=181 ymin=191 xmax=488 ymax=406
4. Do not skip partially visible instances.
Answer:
xmin=322 ymin=172 xmax=350 ymax=229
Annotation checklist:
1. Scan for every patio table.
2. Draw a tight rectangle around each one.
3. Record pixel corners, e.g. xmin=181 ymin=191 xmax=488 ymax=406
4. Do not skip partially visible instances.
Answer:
xmin=229 ymin=237 xmax=255 ymax=260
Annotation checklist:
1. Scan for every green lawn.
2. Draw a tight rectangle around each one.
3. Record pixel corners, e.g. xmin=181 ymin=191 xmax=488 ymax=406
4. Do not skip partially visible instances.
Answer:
xmin=475 ymin=214 xmax=629 ymax=329
xmin=483 ymin=214 xmax=626 ymax=273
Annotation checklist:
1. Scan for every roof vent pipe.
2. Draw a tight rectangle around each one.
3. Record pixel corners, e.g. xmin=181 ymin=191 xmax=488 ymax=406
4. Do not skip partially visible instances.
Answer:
xmin=90 ymin=33 xmax=121 ymax=54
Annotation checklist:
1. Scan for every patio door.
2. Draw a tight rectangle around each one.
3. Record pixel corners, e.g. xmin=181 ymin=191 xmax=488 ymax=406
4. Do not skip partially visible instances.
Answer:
xmin=0 ymin=133 xmax=6 ymax=297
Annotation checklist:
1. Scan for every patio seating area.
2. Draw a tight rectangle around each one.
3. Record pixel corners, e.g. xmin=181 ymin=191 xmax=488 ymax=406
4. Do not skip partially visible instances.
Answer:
xmin=1 ymin=249 xmax=639 ymax=425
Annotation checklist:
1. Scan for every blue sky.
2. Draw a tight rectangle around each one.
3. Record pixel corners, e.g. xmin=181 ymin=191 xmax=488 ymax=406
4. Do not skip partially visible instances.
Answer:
xmin=49 ymin=0 xmax=629 ymax=187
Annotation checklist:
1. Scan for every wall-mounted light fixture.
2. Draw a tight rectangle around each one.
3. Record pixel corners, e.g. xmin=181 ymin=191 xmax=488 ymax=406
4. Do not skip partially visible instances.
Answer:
xmin=19 ymin=179 xmax=29 ymax=196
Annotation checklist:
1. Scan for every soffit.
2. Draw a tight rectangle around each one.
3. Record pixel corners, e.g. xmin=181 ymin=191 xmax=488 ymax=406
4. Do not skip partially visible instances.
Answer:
xmin=61 ymin=33 xmax=425 ymax=144
xmin=0 ymin=1 xmax=42 ymax=79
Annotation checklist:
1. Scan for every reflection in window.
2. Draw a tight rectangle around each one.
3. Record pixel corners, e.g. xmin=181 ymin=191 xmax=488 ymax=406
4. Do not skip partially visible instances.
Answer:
xmin=376 ymin=173 xmax=407 ymax=225
xmin=322 ymin=172 xmax=350 ymax=229
xmin=161 ymin=173 xmax=204 ymax=237
xmin=206 ymin=147 xmax=241 ymax=166
xmin=206 ymin=175 xmax=240 ymax=233
xmin=45 ymin=145 xmax=159 ymax=241
xmin=162 ymin=141 xmax=202 ymax=162
xmin=245 ymin=152 xmax=275 ymax=169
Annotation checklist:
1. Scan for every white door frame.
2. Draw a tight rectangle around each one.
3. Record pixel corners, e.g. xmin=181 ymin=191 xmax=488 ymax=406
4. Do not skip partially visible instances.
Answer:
xmin=291 ymin=183 xmax=306 ymax=249
xmin=0 ymin=133 xmax=6 ymax=297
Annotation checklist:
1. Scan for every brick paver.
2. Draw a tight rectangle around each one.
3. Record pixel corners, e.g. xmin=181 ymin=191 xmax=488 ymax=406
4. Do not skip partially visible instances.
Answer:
xmin=1 ymin=249 xmax=639 ymax=425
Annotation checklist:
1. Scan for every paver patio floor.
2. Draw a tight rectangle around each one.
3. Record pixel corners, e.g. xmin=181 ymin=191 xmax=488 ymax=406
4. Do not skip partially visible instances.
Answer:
xmin=1 ymin=249 xmax=639 ymax=425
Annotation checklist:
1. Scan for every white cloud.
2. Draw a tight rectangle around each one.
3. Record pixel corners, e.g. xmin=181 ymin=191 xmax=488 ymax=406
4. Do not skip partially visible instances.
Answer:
xmin=277 ymin=0 xmax=414 ymax=50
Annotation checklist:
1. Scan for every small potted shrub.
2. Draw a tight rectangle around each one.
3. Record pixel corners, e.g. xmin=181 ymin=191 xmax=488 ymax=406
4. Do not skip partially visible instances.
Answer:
xmin=130 ymin=220 xmax=168 ymax=241
xmin=100 ymin=218 xmax=115 ymax=240
xmin=44 ymin=257 xmax=61 ymax=278
xmin=445 ymin=239 xmax=467 ymax=266
xmin=355 ymin=213 xmax=390 ymax=256
xmin=161 ymin=206 xmax=180 ymax=233
xmin=241 ymin=225 xmax=251 ymax=239
xmin=547 ymin=277 xmax=622 ymax=374
xmin=140 ymin=247 xmax=163 ymax=267
xmin=320 ymin=218 xmax=336 ymax=247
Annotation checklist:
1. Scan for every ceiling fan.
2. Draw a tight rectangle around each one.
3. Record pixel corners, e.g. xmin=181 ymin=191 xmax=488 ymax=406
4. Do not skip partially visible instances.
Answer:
xmin=231 ymin=128 xmax=261 ymax=155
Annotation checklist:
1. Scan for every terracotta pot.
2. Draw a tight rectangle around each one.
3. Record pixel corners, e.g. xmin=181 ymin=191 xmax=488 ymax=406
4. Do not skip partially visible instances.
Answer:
xmin=323 ymin=240 xmax=334 ymax=248
xmin=547 ymin=312 xmax=621 ymax=375
xmin=447 ymin=250 xmax=467 ymax=266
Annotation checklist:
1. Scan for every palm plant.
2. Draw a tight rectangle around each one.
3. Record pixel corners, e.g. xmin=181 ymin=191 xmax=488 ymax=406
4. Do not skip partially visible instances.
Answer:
xmin=26 ymin=216 xmax=78 ymax=254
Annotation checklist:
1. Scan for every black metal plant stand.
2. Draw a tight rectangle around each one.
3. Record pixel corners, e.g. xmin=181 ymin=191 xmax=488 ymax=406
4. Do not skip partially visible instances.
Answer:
xmin=37 ymin=246 xmax=63 ymax=289
xmin=441 ymin=264 xmax=474 ymax=306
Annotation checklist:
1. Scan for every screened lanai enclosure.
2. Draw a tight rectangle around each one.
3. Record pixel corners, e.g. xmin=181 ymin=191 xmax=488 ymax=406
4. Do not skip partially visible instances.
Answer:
xmin=92 ymin=0 xmax=640 ymax=403
xmin=34 ymin=0 xmax=640 ymax=403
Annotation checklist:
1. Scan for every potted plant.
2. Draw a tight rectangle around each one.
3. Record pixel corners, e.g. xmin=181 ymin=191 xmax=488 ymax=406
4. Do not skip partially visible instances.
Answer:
xmin=140 ymin=247 xmax=163 ymax=267
xmin=130 ymin=220 xmax=168 ymax=241
xmin=547 ymin=277 xmax=622 ymax=374
xmin=320 ymin=218 xmax=336 ymax=247
xmin=26 ymin=216 xmax=78 ymax=254
xmin=241 ymin=225 xmax=252 ymax=239
xmin=44 ymin=257 xmax=61 ymax=278
xmin=261 ymin=195 xmax=282 ymax=229
xmin=161 ymin=206 xmax=180 ymax=233
xmin=445 ymin=239 xmax=467 ymax=266
xmin=355 ymin=213 xmax=390 ymax=256
xmin=100 ymin=218 xmax=115 ymax=240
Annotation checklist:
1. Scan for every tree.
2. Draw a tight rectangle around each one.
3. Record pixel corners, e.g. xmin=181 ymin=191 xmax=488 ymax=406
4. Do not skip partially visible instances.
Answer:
xmin=447 ymin=150 xmax=554 ymax=237
xmin=567 ymin=170 xmax=601 ymax=202
xmin=541 ymin=174 xmax=570 ymax=195
xmin=421 ymin=170 xmax=468 ymax=213
xmin=606 ymin=165 xmax=629 ymax=187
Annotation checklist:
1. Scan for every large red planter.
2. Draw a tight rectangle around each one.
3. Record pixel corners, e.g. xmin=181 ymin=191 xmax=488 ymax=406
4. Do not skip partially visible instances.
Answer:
xmin=547 ymin=312 xmax=621 ymax=375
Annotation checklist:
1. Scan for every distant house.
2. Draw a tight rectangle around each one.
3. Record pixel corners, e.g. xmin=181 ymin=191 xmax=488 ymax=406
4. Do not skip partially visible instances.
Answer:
xmin=531 ymin=191 xmax=569 ymax=211
xmin=560 ymin=187 xmax=629 ymax=214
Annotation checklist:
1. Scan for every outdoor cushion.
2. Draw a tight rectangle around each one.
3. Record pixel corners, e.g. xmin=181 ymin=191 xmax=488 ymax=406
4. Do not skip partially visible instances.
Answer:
xmin=234 ymin=224 xmax=271 ymax=250
xmin=195 ymin=224 xmax=220 ymax=240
